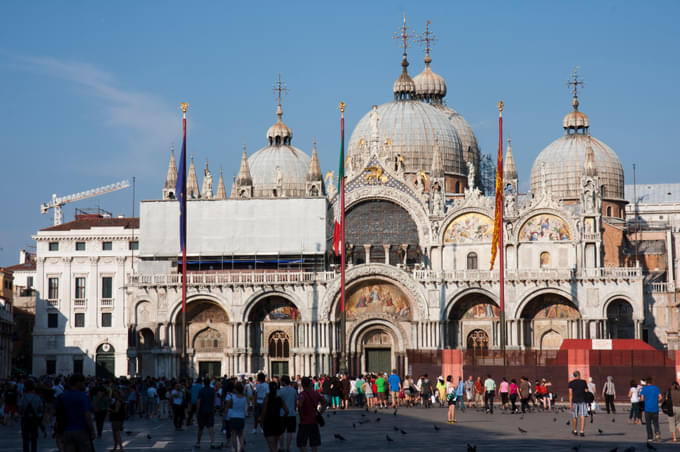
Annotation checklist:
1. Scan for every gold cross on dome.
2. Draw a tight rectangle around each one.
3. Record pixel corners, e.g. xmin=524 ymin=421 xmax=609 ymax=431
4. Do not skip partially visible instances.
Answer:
xmin=417 ymin=20 xmax=437 ymax=55
xmin=568 ymin=66 xmax=585 ymax=98
xmin=393 ymin=13 xmax=415 ymax=55
xmin=272 ymin=73 xmax=289 ymax=108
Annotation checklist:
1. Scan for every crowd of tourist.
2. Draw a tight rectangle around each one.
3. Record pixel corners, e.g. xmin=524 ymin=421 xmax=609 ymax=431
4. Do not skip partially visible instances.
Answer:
xmin=0 ymin=369 xmax=677 ymax=451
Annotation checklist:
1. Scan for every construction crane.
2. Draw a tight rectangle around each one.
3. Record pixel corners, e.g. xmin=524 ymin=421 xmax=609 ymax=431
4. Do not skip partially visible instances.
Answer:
xmin=40 ymin=180 xmax=131 ymax=226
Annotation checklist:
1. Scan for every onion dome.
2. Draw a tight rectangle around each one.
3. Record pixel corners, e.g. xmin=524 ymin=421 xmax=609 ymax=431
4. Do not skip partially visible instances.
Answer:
xmin=393 ymin=56 xmax=416 ymax=101
xmin=530 ymin=95 xmax=623 ymax=201
xmin=248 ymin=103 xmax=311 ymax=197
xmin=266 ymin=105 xmax=293 ymax=146
xmin=413 ymin=54 xmax=447 ymax=103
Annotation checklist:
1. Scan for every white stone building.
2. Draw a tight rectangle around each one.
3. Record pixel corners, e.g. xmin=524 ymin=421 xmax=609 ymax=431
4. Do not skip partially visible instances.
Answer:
xmin=32 ymin=214 xmax=139 ymax=377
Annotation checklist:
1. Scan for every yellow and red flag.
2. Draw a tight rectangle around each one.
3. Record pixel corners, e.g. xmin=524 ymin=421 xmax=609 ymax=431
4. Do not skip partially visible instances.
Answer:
xmin=490 ymin=101 xmax=504 ymax=270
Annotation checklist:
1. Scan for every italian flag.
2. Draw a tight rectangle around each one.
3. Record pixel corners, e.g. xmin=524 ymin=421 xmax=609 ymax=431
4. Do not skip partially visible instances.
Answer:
xmin=333 ymin=114 xmax=345 ymax=256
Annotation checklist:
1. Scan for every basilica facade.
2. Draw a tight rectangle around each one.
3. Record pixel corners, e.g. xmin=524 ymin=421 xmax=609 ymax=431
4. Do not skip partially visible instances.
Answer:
xmin=124 ymin=28 xmax=648 ymax=379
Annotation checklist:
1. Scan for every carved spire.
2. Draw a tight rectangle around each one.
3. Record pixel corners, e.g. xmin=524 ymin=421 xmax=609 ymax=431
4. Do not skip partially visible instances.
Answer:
xmin=187 ymin=154 xmax=200 ymax=199
xmin=164 ymin=145 xmax=177 ymax=190
xmin=503 ymin=138 xmax=518 ymax=181
xmin=201 ymin=159 xmax=213 ymax=199
xmin=392 ymin=14 xmax=416 ymax=101
xmin=215 ymin=166 xmax=227 ymax=199
xmin=584 ymin=141 xmax=597 ymax=177
xmin=307 ymin=139 xmax=322 ymax=182
xmin=236 ymin=146 xmax=253 ymax=186
xmin=431 ymin=137 xmax=444 ymax=178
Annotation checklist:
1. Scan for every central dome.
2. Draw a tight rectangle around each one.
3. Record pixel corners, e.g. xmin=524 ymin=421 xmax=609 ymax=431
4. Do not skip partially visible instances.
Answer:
xmin=347 ymin=100 xmax=465 ymax=176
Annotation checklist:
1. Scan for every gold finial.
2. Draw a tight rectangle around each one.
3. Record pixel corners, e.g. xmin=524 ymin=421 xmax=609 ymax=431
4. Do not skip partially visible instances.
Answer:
xmin=339 ymin=102 xmax=346 ymax=118
xmin=180 ymin=102 xmax=189 ymax=113
xmin=498 ymin=100 xmax=504 ymax=113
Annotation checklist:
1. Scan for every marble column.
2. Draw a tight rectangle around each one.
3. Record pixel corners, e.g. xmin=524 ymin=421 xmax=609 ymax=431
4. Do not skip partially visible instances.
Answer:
xmin=383 ymin=245 xmax=391 ymax=265
xmin=363 ymin=245 xmax=372 ymax=264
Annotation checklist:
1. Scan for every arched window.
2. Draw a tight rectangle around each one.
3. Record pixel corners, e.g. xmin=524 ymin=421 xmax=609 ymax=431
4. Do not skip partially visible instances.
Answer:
xmin=269 ymin=331 xmax=290 ymax=358
xmin=540 ymin=251 xmax=551 ymax=268
xmin=466 ymin=252 xmax=478 ymax=270
xmin=467 ymin=329 xmax=489 ymax=350
xmin=606 ymin=206 xmax=612 ymax=217
xmin=456 ymin=181 xmax=462 ymax=193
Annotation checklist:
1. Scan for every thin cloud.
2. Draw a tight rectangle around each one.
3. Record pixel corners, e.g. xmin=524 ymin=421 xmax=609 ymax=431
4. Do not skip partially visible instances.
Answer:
xmin=12 ymin=54 xmax=176 ymax=175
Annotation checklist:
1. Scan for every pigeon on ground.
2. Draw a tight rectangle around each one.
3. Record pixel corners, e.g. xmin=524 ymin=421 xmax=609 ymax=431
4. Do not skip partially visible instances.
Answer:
xmin=393 ymin=409 xmax=398 ymax=416
xmin=374 ymin=409 xmax=378 ymax=414
xmin=386 ymin=434 xmax=394 ymax=442
xmin=433 ymin=424 xmax=440 ymax=431
xmin=467 ymin=444 xmax=477 ymax=452
xmin=598 ymin=428 xmax=603 ymax=434
xmin=518 ymin=427 xmax=528 ymax=433
xmin=622 ymin=447 xmax=635 ymax=452
xmin=607 ymin=448 xmax=618 ymax=452
xmin=646 ymin=443 xmax=656 ymax=450
xmin=612 ymin=418 xmax=616 ymax=423
xmin=566 ymin=420 xmax=571 ymax=426
xmin=352 ymin=423 xmax=356 ymax=428
xmin=520 ymin=415 xmax=524 ymax=420
xmin=400 ymin=429 xmax=407 ymax=435
xmin=375 ymin=417 xmax=381 ymax=423
xmin=571 ymin=446 xmax=581 ymax=452
xmin=146 ymin=434 xmax=152 ymax=440
xmin=361 ymin=414 xmax=366 ymax=417
xmin=334 ymin=434 xmax=346 ymax=441
xmin=125 ymin=431 xmax=133 ymax=436
xmin=332 ymin=411 xmax=337 ymax=415
xmin=553 ymin=417 xmax=557 ymax=422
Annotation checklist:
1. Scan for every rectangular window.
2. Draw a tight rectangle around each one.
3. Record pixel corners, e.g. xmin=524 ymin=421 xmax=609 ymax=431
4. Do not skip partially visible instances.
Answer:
xmin=73 ymin=358 xmax=83 ymax=375
xmin=102 ymin=277 xmax=113 ymax=299
xmin=74 ymin=313 xmax=85 ymax=328
xmin=75 ymin=277 xmax=86 ymax=299
xmin=102 ymin=241 xmax=113 ymax=251
xmin=75 ymin=242 xmax=86 ymax=251
xmin=47 ymin=313 xmax=58 ymax=328
xmin=101 ymin=312 xmax=112 ymax=327
xmin=27 ymin=276 xmax=34 ymax=288
xmin=49 ymin=242 xmax=59 ymax=251
xmin=46 ymin=359 xmax=56 ymax=375
xmin=129 ymin=241 xmax=139 ymax=250
xmin=48 ymin=277 xmax=59 ymax=300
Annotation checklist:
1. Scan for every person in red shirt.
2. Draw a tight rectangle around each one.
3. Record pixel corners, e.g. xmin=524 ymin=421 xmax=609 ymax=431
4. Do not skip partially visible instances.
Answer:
xmin=297 ymin=377 xmax=327 ymax=452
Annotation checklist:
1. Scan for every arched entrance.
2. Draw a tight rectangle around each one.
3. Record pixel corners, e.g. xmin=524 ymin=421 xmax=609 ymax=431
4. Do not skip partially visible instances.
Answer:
xmin=362 ymin=329 xmax=393 ymax=373
xmin=137 ymin=328 xmax=155 ymax=376
xmin=247 ymin=296 xmax=300 ymax=376
xmin=96 ymin=343 xmax=115 ymax=378
xmin=351 ymin=325 xmax=399 ymax=375
xmin=607 ymin=299 xmax=634 ymax=339
xmin=520 ymin=293 xmax=580 ymax=348
xmin=447 ymin=292 xmax=499 ymax=349
xmin=176 ymin=300 xmax=230 ymax=378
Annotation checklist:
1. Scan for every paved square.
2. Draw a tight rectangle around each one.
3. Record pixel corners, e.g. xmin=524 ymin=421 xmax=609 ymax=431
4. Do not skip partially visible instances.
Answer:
xmin=0 ymin=404 xmax=674 ymax=451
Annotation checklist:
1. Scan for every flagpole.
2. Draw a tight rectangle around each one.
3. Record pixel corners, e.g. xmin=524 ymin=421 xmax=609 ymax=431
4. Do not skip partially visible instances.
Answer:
xmin=339 ymin=102 xmax=348 ymax=375
xmin=497 ymin=101 xmax=506 ymax=360
xmin=180 ymin=102 xmax=188 ymax=379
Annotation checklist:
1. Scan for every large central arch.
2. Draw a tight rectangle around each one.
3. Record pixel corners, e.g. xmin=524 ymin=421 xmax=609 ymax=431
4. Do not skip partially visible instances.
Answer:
xmin=519 ymin=292 xmax=580 ymax=349
xmin=445 ymin=289 xmax=500 ymax=349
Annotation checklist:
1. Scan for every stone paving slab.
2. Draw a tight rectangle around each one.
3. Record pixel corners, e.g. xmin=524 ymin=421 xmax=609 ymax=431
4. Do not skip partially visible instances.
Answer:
xmin=0 ymin=404 xmax=674 ymax=451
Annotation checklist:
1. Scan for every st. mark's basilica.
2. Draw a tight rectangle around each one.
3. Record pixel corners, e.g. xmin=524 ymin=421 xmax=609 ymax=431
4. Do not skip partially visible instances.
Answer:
xmin=52 ymin=20 xmax=671 ymax=379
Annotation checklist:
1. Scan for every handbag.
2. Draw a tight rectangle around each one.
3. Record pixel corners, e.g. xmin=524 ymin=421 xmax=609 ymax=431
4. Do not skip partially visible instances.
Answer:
xmin=584 ymin=391 xmax=595 ymax=404
xmin=662 ymin=391 xmax=674 ymax=416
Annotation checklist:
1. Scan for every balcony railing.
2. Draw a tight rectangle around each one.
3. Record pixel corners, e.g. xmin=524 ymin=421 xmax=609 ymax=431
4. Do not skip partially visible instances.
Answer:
xmin=645 ymin=282 xmax=674 ymax=293
xmin=47 ymin=298 xmax=59 ymax=307
xmin=413 ymin=267 xmax=642 ymax=283
xmin=101 ymin=298 xmax=114 ymax=308
xmin=128 ymin=271 xmax=337 ymax=287
xmin=74 ymin=298 xmax=86 ymax=308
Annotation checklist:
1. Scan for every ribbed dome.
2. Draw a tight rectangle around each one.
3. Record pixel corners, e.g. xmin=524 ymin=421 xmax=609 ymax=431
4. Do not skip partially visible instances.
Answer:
xmin=393 ymin=57 xmax=416 ymax=100
xmin=414 ymin=56 xmax=447 ymax=102
xmin=347 ymin=100 xmax=465 ymax=176
xmin=266 ymin=106 xmax=293 ymax=146
xmin=248 ymin=145 xmax=311 ymax=197
xmin=530 ymin=134 xmax=624 ymax=201
xmin=562 ymin=97 xmax=590 ymax=131
xmin=432 ymin=104 xmax=481 ymax=179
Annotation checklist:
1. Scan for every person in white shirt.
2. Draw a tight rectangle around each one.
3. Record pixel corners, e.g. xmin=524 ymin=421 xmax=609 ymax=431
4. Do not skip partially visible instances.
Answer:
xmin=277 ymin=376 xmax=297 ymax=452
xmin=225 ymin=382 xmax=248 ymax=452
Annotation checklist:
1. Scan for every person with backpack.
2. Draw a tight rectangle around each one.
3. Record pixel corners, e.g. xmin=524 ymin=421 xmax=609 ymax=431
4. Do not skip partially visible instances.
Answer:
xmin=297 ymin=377 xmax=327 ymax=452
xmin=19 ymin=380 xmax=43 ymax=452
xmin=421 ymin=374 xmax=433 ymax=408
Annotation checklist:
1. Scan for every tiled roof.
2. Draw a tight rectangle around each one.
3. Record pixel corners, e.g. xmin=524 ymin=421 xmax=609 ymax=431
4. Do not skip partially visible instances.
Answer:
xmin=40 ymin=216 xmax=139 ymax=232
xmin=2 ymin=262 xmax=36 ymax=272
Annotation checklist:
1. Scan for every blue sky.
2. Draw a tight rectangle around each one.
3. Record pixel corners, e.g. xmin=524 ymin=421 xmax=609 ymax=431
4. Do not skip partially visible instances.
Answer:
xmin=1 ymin=1 xmax=678 ymax=266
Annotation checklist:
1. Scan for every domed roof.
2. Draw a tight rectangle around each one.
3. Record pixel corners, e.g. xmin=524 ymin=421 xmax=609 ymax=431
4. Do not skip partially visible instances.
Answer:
xmin=432 ymin=104 xmax=480 ymax=178
xmin=347 ymin=100 xmax=465 ymax=176
xmin=248 ymin=102 xmax=311 ymax=197
xmin=562 ymin=97 xmax=590 ymax=130
xmin=530 ymin=133 xmax=624 ymax=201
xmin=393 ymin=56 xmax=416 ymax=100
xmin=414 ymin=56 xmax=447 ymax=101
